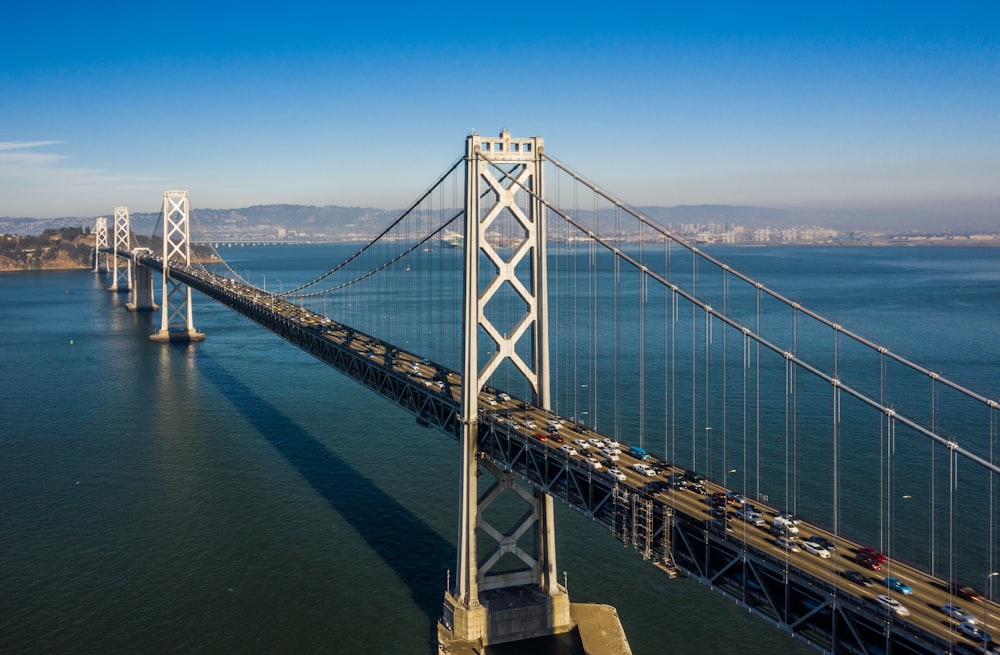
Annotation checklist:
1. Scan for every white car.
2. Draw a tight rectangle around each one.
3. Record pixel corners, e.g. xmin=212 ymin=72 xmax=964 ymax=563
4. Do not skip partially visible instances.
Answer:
xmin=523 ymin=420 xmax=537 ymax=429
xmin=875 ymin=594 xmax=910 ymax=617
xmin=604 ymin=439 xmax=621 ymax=450
xmin=738 ymin=510 xmax=766 ymax=527
xmin=606 ymin=468 xmax=627 ymax=482
xmin=560 ymin=445 xmax=578 ymax=457
xmin=800 ymin=540 xmax=831 ymax=558
xmin=574 ymin=439 xmax=591 ymax=450
xmin=775 ymin=536 xmax=800 ymax=552
xmin=632 ymin=463 xmax=655 ymax=476
xmin=497 ymin=392 xmax=511 ymax=401
xmin=585 ymin=457 xmax=603 ymax=470
xmin=483 ymin=396 xmax=497 ymax=406
xmin=940 ymin=604 xmax=977 ymax=624
xmin=588 ymin=438 xmax=606 ymax=449
xmin=601 ymin=448 xmax=620 ymax=461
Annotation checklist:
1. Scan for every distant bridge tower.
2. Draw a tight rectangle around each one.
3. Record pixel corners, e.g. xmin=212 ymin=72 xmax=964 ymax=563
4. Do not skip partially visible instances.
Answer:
xmin=93 ymin=217 xmax=109 ymax=273
xmin=150 ymin=190 xmax=205 ymax=343
xmin=107 ymin=206 xmax=133 ymax=292
xmin=442 ymin=130 xmax=572 ymax=648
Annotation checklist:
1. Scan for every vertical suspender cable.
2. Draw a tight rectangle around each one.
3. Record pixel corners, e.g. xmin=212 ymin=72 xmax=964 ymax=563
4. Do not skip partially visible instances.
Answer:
xmin=692 ymin=253 xmax=698 ymax=469
xmin=723 ymin=270 xmax=729 ymax=488
xmin=755 ymin=286 xmax=762 ymax=501
xmin=614 ymin=204 xmax=621 ymax=442
xmin=930 ymin=375 xmax=938 ymax=576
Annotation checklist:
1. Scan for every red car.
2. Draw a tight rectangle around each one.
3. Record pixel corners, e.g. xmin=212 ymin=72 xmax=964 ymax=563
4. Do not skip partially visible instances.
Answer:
xmin=857 ymin=547 xmax=887 ymax=563
xmin=952 ymin=582 xmax=984 ymax=603
xmin=532 ymin=433 xmax=547 ymax=442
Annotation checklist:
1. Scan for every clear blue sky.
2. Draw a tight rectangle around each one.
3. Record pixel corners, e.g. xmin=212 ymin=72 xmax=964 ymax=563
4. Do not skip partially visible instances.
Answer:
xmin=2 ymin=1 xmax=998 ymax=222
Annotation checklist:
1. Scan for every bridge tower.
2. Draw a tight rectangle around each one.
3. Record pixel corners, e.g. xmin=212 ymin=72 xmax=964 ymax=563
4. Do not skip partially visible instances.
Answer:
xmin=442 ymin=130 xmax=572 ymax=648
xmin=93 ymin=217 xmax=109 ymax=273
xmin=107 ymin=206 xmax=133 ymax=293
xmin=150 ymin=190 xmax=205 ymax=343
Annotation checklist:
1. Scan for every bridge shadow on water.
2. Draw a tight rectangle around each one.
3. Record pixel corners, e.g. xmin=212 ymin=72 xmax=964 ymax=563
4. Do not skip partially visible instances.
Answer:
xmin=194 ymin=351 xmax=453 ymax=644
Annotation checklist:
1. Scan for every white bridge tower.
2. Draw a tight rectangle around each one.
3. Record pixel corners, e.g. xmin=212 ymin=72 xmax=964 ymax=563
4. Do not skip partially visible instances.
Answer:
xmin=93 ymin=217 xmax=109 ymax=273
xmin=150 ymin=190 xmax=205 ymax=343
xmin=107 ymin=206 xmax=133 ymax=292
xmin=442 ymin=131 xmax=572 ymax=648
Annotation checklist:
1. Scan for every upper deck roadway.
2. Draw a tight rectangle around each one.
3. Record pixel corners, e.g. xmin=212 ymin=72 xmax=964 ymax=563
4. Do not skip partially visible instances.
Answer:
xmin=127 ymin=250 xmax=996 ymax=655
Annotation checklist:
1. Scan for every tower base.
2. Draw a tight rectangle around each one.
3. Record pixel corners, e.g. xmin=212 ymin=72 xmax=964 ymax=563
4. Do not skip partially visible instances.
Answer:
xmin=149 ymin=329 xmax=205 ymax=343
xmin=440 ymin=585 xmax=573 ymax=650
xmin=125 ymin=302 xmax=159 ymax=312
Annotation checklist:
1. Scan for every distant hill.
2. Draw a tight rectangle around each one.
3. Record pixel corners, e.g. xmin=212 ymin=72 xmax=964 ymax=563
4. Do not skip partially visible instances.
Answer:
xmin=2 ymin=203 xmax=997 ymax=237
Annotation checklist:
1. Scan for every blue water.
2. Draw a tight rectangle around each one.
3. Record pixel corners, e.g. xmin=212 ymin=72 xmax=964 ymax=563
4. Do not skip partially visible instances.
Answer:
xmin=1 ymin=245 xmax=997 ymax=654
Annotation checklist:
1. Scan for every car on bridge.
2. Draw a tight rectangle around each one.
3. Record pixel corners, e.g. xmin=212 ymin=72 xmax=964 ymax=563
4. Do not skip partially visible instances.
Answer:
xmin=645 ymin=480 xmax=670 ymax=494
xmin=857 ymin=547 xmax=887 ymax=563
xmin=875 ymin=594 xmax=910 ymax=617
xmin=884 ymin=577 xmax=912 ymax=595
xmin=939 ymin=603 xmax=977 ymax=624
xmin=683 ymin=470 xmax=706 ymax=484
xmin=841 ymin=570 xmax=875 ymax=587
xmin=800 ymin=540 xmax=832 ymax=558
xmin=809 ymin=536 xmax=837 ymax=552
xmin=601 ymin=448 xmax=620 ymax=461
xmin=632 ymin=463 xmax=656 ymax=476
xmin=951 ymin=582 xmax=984 ymax=603
xmin=560 ymin=445 xmax=578 ymax=457
xmin=774 ymin=536 xmax=800 ymax=552
xmin=957 ymin=621 xmax=991 ymax=643
xmin=532 ymin=433 xmax=547 ymax=442
xmin=726 ymin=491 xmax=746 ymax=505
xmin=738 ymin=509 xmax=766 ymax=527
xmin=605 ymin=468 xmax=627 ymax=482
xmin=585 ymin=457 xmax=603 ymax=470
xmin=628 ymin=446 xmax=651 ymax=461
xmin=855 ymin=554 xmax=882 ymax=571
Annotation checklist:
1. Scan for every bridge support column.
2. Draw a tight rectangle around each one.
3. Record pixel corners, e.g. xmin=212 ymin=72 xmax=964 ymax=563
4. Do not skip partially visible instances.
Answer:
xmin=126 ymin=257 xmax=158 ymax=312
xmin=150 ymin=190 xmax=204 ymax=343
xmin=441 ymin=131 xmax=579 ymax=650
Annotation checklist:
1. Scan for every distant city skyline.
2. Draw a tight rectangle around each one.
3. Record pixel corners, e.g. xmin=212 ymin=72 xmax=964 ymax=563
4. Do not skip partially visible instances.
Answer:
xmin=2 ymin=3 xmax=998 ymax=224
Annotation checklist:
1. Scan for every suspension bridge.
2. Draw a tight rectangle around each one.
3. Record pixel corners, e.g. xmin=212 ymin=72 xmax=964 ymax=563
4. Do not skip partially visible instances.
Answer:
xmin=94 ymin=131 xmax=999 ymax=654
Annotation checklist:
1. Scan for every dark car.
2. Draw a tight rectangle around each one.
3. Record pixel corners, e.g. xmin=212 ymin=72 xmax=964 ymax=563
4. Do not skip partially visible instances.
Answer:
xmin=683 ymin=470 xmax=707 ymax=483
xmin=855 ymin=554 xmax=882 ymax=571
xmin=710 ymin=507 xmax=728 ymax=519
xmin=688 ymin=482 xmax=708 ymax=495
xmin=710 ymin=492 xmax=728 ymax=507
xmin=645 ymin=480 xmax=670 ymax=494
xmin=842 ymin=570 xmax=875 ymax=587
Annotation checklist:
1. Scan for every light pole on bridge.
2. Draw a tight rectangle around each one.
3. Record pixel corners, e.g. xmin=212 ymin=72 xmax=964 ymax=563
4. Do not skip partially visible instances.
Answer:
xmin=985 ymin=571 xmax=998 ymax=655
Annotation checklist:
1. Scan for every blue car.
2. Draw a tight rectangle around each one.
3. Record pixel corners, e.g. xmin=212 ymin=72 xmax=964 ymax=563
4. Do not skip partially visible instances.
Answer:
xmin=884 ymin=576 xmax=913 ymax=595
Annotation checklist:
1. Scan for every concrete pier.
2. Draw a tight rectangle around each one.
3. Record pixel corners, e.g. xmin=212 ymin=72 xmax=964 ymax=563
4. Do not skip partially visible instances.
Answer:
xmin=438 ymin=602 xmax=631 ymax=655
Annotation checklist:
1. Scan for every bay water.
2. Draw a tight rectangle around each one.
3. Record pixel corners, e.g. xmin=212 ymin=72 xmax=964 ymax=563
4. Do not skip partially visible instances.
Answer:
xmin=2 ymin=245 xmax=997 ymax=654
